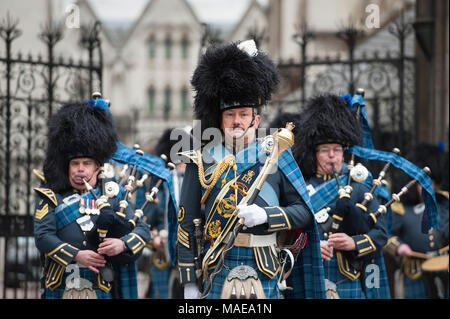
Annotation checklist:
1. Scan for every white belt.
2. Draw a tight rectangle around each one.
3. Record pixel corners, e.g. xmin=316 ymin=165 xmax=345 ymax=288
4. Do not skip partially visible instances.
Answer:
xmin=234 ymin=232 xmax=277 ymax=247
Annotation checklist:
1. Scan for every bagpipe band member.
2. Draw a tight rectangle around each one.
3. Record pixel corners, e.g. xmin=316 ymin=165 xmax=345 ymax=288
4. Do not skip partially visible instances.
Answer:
xmin=291 ymin=93 xmax=391 ymax=299
xmin=87 ymin=95 xmax=179 ymax=298
xmin=86 ymin=96 xmax=178 ymax=268
xmin=141 ymin=127 xmax=192 ymax=299
xmin=33 ymin=102 xmax=151 ymax=299
xmin=176 ymin=40 xmax=325 ymax=299
xmin=384 ymin=143 xmax=449 ymax=299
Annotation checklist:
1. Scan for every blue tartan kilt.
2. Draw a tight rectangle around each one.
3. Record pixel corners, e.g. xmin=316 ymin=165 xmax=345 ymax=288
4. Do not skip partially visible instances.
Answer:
xmin=150 ymin=266 xmax=171 ymax=299
xmin=404 ymin=276 xmax=427 ymax=299
xmin=203 ymin=246 xmax=280 ymax=299
xmin=364 ymin=255 xmax=391 ymax=299
xmin=324 ymin=257 xmax=367 ymax=299
xmin=44 ymin=267 xmax=112 ymax=299
xmin=323 ymin=253 xmax=391 ymax=299
xmin=284 ymin=251 xmax=325 ymax=299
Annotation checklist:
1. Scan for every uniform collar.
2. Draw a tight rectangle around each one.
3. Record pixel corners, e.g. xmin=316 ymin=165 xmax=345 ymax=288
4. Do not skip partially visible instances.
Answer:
xmin=315 ymin=172 xmax=334 ymax=181
xmin=72 ymin=188 xmax=88 ymax=194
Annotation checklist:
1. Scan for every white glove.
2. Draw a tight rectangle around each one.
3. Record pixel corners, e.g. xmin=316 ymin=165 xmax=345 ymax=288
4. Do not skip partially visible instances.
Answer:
xmin=237 ymin=204 xmax=268 ymax=228
xmin=184 ymin=283 xmax=200 ymax=299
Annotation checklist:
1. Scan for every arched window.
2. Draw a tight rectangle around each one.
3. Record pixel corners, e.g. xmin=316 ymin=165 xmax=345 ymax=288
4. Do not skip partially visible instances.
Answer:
xmin=148 ymin=86 xmax=155 ymax=114
xmin=165 ymin=36 xmax=172 ymax=59
xmin=164 ymin=86 xmax=172 ymax=120
xmin=148 ymin=35 xmax=156 ymax=58
xmin=181 ymin=35 xmax=189 ymax=59
xmin=181 ymin=87 xmax=189 ymax=113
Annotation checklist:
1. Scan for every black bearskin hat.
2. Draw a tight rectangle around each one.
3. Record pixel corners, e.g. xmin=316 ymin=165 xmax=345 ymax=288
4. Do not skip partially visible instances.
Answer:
xmin=267 ymin=112 xmax=301 ymax=153
xmin=293 ymin=93 xmax=362 ymax=179
xmin=395 ymin=143 xmax=447 ymax=205
xmin=405 ymin=143 xmax=446 ymax=185
xmin=268 ymin=112 xmax=301 ymax=134
xmin=43 ymin=102 xmax=118 ymax=193
xmin=191 ymin=40 xmax=279 ymax=135
xmin=154 ymin=127 xmax=193 ymax=164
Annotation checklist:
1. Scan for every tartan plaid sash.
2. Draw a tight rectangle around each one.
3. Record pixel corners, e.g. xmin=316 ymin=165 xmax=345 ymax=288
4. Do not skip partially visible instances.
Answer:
xmin=55 ymin=188 xmax=101 ymax=230
xmin=202 ymin=161 xmax=263 ymax=258
xmin=350 ymin=94 xmax=374 ymax=149
xmin=205 ymin=143 xmax=316 ymax=221
xmin=342 ymin=93 xmax=437 ymax=232
xmin=278 ymin=149 xmax=326 ymax=298
xmin=278 ymin=149 xmax=315 ymax=213
xmin=340 ymin=93 xmax=374 ymax=150
xmin=114 ymin=263 xmax=138 ymax=299
xmin=348 ymin=145 xmax=439 ymax=232
xmin=204 ymin=142 xmax=326 ymax=298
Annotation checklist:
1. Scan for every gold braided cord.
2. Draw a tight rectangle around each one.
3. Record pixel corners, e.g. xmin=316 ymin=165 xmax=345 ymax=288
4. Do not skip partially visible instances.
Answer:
xmin=196 ymin=150 xmax=236 ymax=204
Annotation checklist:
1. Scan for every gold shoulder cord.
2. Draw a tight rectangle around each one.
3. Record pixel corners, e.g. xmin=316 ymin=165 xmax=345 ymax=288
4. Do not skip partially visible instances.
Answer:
xmin=196 ymin=150 xmax=237 ymax=204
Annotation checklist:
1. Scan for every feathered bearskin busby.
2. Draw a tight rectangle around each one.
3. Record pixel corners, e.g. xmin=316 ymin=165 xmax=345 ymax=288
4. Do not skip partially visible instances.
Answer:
xmin=43 ymin=102 xmax=118 ymax=193
xmin=406 ymin=143 xmax=446 ymax=186
xmin=268 ymin=112 xmax=301 ymax=134
xmin=191 ymin=40 xmax=280 ymax=137
xmin=293 ymin=93 xmax=362 ymax=179
xmin=154 ymin=127 xmax=193 ymax=163
xmin=398 ymin=143 xmax=447 ymax=205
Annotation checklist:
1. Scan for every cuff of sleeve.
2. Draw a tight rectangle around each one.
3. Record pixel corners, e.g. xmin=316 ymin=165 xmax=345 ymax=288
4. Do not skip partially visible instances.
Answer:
xmin=46 ymin=243 xmax=79 ymax=267
xmin=352 ymin=234 xmax=377 ymax=257
xmin=383 ymin=236 xmax=402 ymax=256
xmin=177 ymin=263 xmax=196 ymax=284
xmin=122 ymin=233 xmax=146 ymax=255
xmin=265 ymin=206 xmax=291 ymax=232
xmin=177 ymin=225 xmax=190 ymax=249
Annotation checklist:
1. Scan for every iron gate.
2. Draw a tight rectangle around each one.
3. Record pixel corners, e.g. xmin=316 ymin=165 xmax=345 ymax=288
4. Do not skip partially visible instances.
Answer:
xmin=272 ymin=10 xmax=417 ymax=152
xmin=0 ymin=14 xmax=103 ymax=298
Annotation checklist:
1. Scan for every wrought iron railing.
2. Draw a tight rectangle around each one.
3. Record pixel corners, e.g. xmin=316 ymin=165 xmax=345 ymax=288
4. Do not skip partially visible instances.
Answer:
xmin=0 ymin=14 xmax=103 ymax=298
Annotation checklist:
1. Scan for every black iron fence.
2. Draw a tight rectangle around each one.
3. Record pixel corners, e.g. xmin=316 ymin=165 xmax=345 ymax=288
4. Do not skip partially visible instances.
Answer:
xmin=272 ymin=12 xmax=416 ymax=152
xmin=0 ymin=14 xmax=103 ymax=298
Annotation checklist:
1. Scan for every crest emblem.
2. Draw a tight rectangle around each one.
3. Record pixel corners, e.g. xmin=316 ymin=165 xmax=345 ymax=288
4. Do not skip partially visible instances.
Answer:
xmin=178 ymin=206 xmax=185 ymax=222
xmin=217 ymin=195 xmax=236 ymax=219
xmin=207 ymin=220 xmax=222 ymax=240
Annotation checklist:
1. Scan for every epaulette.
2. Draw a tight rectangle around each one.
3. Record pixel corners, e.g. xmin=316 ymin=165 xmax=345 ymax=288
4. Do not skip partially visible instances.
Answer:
xmin=34 ymin=187 xmax=58 ymax=206
xmin=33 ymin=169 xmax=46 ymax=182
xmin=391 ymin=202 xmax=405 ymax=216
xmin=436 ymin=190 xmax=449 ymax=200
xmin=178 ymin=150 xmax=202 ymax=165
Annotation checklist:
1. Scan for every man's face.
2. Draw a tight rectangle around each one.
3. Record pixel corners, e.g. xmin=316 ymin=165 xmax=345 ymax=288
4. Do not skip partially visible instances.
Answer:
xmin=220 ymin=107 xmax=260 ymax=146
xmin=315 ymin=143 xmax=344 ymax=175
xmin=68 ymin=157 xmax=100 ymax=190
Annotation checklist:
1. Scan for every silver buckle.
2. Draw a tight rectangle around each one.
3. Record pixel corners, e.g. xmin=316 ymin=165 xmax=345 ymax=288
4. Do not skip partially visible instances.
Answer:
xmin=76 ymin=215 xmax=94 ymax=232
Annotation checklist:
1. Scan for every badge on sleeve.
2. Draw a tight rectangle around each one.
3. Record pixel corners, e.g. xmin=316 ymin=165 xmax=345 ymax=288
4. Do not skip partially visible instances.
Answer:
xmin=178 ymin=206 xmax=185 ymax=222
xmin=35 ymin=203 xmax=49 ymax=220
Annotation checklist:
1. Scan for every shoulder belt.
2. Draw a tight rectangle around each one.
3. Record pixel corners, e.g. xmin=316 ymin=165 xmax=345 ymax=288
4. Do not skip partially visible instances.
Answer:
xmin=34 ymin=187 xmax=58 ymax=206
xmin=391 ymin=202 xmax=405 ymax=216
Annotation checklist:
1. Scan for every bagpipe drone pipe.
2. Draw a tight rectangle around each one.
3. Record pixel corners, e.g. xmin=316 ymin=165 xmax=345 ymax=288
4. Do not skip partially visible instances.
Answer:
xmin=316 ymin=89 xmax=440 ymax=240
